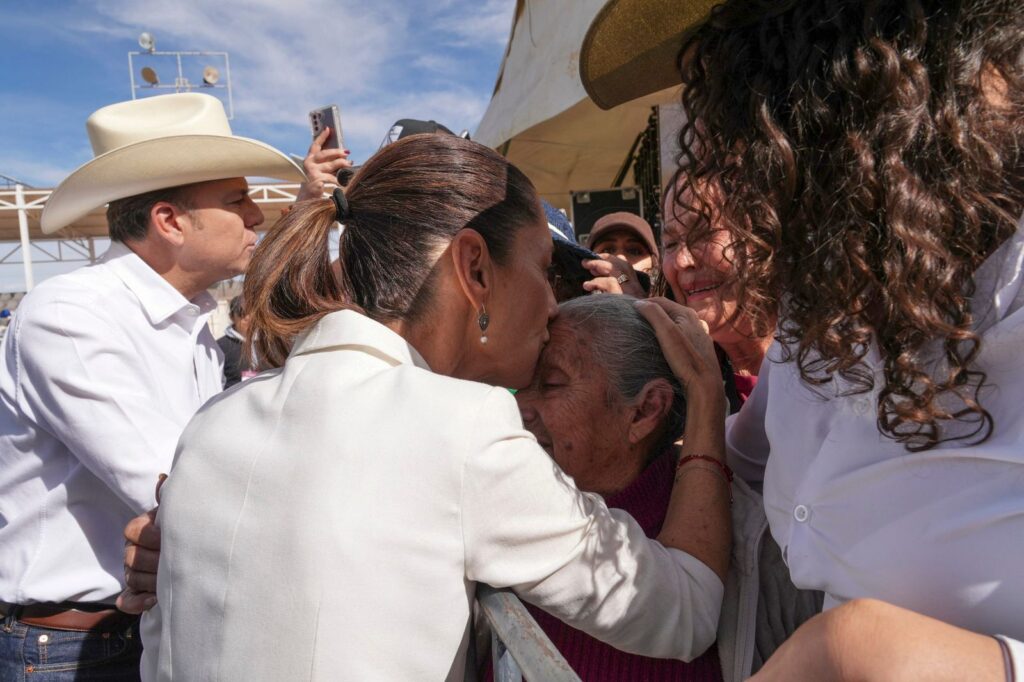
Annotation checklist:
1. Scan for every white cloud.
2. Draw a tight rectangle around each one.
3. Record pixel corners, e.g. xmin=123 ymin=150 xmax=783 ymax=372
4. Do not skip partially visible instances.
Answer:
xmin=430 ymin=0 xmax=515 ymax=48
xmin=72 ymin=0 xmax=512 ymax=160
xmin=0 ymin=158 xmax=76 ymax=188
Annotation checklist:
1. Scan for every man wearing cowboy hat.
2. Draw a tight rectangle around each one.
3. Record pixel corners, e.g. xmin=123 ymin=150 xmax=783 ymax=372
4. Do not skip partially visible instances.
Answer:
xmin=0 ymin=93 xmax=309 ymax=679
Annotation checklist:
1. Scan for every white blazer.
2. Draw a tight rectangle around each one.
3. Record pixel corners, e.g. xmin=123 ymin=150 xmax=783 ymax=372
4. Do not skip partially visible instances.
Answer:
xmin=141 ymin=310 xmax=723 ymax=681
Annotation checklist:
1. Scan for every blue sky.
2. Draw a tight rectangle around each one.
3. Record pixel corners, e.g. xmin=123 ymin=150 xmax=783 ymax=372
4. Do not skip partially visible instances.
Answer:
xmin=1 ymin=0 xmax=514 ymax=187
xmin=0 ymin=0 xmax=514 ymax=290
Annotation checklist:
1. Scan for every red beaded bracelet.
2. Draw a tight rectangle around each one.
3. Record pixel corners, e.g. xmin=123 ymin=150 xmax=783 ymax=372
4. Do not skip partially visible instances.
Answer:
xmin=676 ymin=454 xmax=734 ymax=484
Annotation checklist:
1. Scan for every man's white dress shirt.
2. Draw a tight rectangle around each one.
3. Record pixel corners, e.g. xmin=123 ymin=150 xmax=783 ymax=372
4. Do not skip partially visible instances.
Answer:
xmin=728 ymin=216 xmax=1024 ymax=643
xmin=142 ymin=310 xmax=723 ymax=681
xmin=0 ymin=241 xmax=223 ymax=604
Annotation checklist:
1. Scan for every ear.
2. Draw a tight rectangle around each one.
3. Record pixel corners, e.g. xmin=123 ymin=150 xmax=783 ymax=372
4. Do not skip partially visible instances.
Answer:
xmin=149 ymin=201 xmax=191 ymax=248
xmin=627 ymin=378 xmax=675 ymax=445
xmin=449 ymin=228 xmax=494 ymax=310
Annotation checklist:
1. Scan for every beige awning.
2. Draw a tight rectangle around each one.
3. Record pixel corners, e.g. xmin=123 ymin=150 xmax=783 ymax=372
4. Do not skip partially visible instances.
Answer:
xmin=474 ymin=0 xmax=679 ymax=212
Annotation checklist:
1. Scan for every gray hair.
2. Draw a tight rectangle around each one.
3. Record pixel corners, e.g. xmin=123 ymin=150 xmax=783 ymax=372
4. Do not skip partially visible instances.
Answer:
xmin=558 ymin=295 xmax=687 ymax=456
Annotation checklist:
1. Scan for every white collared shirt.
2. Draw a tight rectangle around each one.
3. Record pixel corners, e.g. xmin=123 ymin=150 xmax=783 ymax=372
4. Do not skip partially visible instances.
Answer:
xmin=727 ymin=216 xmax=1024 ymax=641
xmin=0 ymin=241 xmax=223 ymax=604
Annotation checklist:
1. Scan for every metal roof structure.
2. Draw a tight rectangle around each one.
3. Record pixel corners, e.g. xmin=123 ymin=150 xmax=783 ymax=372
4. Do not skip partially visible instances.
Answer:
xmin=0 ymin=182 xmax=302 ymax=291
xmin=0 ymin=182 xmax=301 ymax=242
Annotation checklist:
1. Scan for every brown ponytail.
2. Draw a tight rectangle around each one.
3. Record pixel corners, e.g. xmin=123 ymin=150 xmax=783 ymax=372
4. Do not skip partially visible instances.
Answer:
xmin=243 ymin=133 xmax=543 ymax=369
xmin=243 ymin=199 xmax=350 ymax=368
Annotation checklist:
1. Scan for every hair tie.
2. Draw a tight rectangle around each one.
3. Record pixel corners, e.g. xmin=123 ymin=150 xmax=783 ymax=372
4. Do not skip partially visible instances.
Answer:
xmin=331 ymin=187 xmax=351 ymax=222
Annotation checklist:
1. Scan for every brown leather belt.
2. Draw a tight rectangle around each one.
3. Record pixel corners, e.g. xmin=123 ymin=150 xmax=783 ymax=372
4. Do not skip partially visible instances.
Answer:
xmin=0 ymin=601 xmax=138 ymax=632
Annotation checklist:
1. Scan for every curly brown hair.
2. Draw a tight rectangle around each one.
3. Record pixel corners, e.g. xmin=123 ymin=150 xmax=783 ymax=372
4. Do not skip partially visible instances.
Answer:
xmin=673 ymin=0 xmax=1024 ymax=450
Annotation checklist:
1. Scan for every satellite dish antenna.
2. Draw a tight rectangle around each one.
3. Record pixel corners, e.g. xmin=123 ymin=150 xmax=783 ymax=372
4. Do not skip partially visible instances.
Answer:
xmin=202 ymin=65 xmax=220 ymax=86
xmin=141 ymin=67 xmax=159 ymax=85
xmin=138 ymin=32 xmax=156 ymax=52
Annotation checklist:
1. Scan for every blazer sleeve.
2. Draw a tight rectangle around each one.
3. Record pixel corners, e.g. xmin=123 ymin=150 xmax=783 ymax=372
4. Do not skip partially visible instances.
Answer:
xmin=460 ymin=388 xmax=724 ymax=662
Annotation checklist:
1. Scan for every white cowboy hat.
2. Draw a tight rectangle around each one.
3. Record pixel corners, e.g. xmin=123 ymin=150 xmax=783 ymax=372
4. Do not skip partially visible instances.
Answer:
xmin=41 ymin=93 xmax=306 ymax=234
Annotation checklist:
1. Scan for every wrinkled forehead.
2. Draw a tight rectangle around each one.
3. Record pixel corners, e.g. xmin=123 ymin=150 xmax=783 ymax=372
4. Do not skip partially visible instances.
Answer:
xmin=538 ymin=316 xmax=592 ymax=372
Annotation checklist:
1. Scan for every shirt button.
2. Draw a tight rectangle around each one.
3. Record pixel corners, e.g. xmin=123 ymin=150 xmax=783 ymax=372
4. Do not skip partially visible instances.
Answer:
xmin=794 ymin=504 xmax=810 ymax=523
xmin=854 ymin=397 xmax=872 ymax=416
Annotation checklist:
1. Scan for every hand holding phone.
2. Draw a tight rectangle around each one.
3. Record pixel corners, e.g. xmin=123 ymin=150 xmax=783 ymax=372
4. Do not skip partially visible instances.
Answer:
xmin=309 ymin=104 xmax=344 ymax=150
xmin=296 ymin=105 xmax=353 ymax=201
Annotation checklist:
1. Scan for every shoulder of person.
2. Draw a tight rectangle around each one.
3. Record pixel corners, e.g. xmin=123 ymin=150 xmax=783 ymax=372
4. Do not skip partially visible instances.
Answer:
xmin=11 ymin=270 xmax=118 ymax=338
xmin=389 ymin=365 xmax=523 ymax=429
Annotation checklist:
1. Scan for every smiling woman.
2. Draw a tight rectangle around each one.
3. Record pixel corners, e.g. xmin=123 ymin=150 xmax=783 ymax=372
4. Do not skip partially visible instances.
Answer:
xmin=660 ymin=176 xmax=775 ymax=382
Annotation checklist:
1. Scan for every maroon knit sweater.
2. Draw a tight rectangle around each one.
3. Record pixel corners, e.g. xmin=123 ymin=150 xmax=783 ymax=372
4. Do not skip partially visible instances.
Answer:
xmin=485 ymin=452 xmax=723 ymax=681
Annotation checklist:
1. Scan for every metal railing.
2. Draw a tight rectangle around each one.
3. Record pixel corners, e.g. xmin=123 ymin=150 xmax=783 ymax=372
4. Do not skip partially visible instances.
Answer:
xmin=476 ymin=585 xmax=580 ymax=682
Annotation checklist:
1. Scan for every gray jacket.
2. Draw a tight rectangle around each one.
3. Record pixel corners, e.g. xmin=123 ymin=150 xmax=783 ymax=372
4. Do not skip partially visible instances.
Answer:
xmin=718 ymin=478 xmax=823 ymax=682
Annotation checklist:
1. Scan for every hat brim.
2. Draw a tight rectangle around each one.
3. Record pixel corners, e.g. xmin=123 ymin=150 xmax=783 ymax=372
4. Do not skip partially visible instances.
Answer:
xmin=580 ymin=0 xmax=716 ymax=110
xmin=41 ymin=135 xmax=306 ymax=234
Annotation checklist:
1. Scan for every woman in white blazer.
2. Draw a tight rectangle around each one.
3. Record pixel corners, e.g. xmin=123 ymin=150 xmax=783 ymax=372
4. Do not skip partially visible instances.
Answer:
xmin=141 ymin=134 xmax=734 ymax=681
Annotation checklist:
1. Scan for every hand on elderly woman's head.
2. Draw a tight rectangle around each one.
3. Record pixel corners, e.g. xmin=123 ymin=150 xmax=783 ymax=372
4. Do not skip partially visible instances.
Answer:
xmin=634 ymin=298 xmax=720 ymax=397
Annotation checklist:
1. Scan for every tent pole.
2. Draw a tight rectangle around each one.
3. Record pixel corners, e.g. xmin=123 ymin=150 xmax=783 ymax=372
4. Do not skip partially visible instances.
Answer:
xmin=15 ymin=184 xmax=34 ymax=292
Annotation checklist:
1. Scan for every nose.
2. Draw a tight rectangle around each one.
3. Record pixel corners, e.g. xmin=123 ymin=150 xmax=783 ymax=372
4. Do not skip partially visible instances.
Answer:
xmin=245 ymin=197 xmax=265 ymax=229
xmin=672 ymin=241 xmax=696 ymax=270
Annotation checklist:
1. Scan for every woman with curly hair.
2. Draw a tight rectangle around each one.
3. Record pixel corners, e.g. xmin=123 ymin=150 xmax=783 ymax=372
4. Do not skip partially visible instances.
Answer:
xmin=582 ymin=0 xmax=1024 ymax=676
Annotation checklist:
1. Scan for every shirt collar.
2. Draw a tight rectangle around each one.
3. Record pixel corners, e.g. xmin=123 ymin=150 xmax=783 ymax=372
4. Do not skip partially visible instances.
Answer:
xmin=972 ymin=212 xmax=1024 ymax=331
xmin=290 ymin=309 xmax=432 ymax=371
xmin=101 ymin=241 xmax=218 ymax=326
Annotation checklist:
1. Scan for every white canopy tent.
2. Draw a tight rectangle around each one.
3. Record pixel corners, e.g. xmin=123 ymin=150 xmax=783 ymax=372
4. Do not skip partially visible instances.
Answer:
xmin=474 ymin=0 xmax=681 ymax=214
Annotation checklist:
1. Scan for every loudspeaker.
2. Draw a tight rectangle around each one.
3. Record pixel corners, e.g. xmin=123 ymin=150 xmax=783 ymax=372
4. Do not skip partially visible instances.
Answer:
xmin=570 ymin=187 xmax=643 ymax=245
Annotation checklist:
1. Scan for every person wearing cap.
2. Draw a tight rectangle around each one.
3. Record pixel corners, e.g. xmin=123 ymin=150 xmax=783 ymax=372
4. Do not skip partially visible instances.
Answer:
xmin=587 ymin=211 xmax=659 ymax=274
xmin=580 ymin=0 xmax=1024 ymax=680
xmin=0 ymin=93 xmax=304 ymax=679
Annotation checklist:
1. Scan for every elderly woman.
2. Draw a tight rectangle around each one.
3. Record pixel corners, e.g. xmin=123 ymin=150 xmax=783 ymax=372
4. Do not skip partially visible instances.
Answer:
xmin=135 ymin=134 xmax=733 ymax=681
xmin=509 ymin=294 xmax=817 ymax=682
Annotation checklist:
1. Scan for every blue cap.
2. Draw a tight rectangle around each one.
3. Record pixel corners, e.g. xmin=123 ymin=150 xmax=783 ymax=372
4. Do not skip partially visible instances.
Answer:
xmin=542 ymin=200 xmax=575 ymax=243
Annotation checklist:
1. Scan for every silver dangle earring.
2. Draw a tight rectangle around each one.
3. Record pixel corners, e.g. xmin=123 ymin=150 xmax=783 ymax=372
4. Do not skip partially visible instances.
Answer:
xmin=478 ymin=306 xmax=490 ymax=345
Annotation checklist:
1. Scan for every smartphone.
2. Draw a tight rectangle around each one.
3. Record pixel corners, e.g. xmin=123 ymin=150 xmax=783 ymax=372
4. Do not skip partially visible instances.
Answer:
xmin=309 ymin=104 xmax=344 ymax=150
xmin=550 ymin=239 xmax=652 ymax=301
